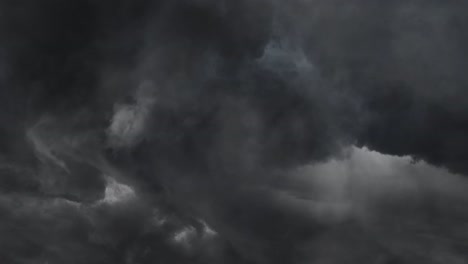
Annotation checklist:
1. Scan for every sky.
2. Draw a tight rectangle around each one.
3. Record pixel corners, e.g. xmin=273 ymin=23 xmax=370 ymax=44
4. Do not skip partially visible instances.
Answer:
xmin=1 ymin=1 xmax=468 ymax=263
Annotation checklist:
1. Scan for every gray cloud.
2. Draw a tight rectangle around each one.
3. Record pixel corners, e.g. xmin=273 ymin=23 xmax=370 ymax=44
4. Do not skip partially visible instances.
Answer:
xmin=1 ymin=1 xmax=468 ymax=263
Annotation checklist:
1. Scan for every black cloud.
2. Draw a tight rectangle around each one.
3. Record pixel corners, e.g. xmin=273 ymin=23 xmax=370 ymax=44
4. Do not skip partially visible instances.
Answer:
xmin=1 ymin=1 xmax=468 ymax=263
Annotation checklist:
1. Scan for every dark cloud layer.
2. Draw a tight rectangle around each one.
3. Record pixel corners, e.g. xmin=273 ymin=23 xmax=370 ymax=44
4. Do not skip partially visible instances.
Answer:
xmin=1 ymin=1 xmax=468 ymax=263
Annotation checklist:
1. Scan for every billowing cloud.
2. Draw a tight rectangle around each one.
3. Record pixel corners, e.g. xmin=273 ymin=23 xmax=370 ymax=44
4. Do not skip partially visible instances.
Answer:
xmin=1 ymin=1 xmax=468 ymax=263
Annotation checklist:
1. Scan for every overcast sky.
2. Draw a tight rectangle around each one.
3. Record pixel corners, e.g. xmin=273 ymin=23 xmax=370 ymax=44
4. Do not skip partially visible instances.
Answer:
xmin=1 ymin=1 xmax=468 ymax=263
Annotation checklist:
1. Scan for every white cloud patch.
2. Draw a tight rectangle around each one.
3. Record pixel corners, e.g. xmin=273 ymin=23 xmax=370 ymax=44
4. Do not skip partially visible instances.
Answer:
xmin=200 ymin=219 xmax=218 ymax=238
xmin=173 ymin=226 xmax=197 ymax=245
xmin=284 ymin=146 xmax=468 ymax=263
xmin=97 ymin=176 xmax=136 ymax=205
xmin=107 ymin=81 xmax=156 ymax=148
xmin=282 ymin=146 xmax=468 ymax=222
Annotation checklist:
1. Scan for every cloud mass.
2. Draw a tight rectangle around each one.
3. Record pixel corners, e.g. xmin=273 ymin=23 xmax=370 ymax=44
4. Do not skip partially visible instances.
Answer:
xmin=1 ymin=1 xmax=468 ymax=263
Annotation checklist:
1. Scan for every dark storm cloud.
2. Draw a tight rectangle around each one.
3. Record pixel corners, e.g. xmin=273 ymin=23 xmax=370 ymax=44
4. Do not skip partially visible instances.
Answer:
xmin=287 ymin=0 xmax=468 ymax=174
xmin=1 ymin=0 xmax=468 ymax=264
xmin=0 ymin=182 xmax=239 ymax=264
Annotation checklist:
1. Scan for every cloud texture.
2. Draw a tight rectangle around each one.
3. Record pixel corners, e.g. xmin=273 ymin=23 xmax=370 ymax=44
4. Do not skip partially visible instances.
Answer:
xmin=1 ymin=1 xmax=468 ymax=263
